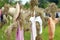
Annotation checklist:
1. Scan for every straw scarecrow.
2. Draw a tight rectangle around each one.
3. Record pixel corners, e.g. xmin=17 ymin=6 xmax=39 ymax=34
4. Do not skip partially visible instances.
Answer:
xmin=49 ymin=3 xmax=57 ymax=19
xmin=30 ymin=0 xmax=43 ymax=40
xmin=47 ymin=3 xmax=58 ymax=40
xmin=5 ymin=1 xmax=24 ymax=40
xmin=30 ymin=0 xmax=38 ymax=40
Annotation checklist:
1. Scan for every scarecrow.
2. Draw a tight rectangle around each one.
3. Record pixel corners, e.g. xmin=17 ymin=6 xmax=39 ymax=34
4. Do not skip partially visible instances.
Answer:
xmin=5 ymin=1 xmax=24 ymax=40
xmin=47 ymin=3 xmax=58 ymax=40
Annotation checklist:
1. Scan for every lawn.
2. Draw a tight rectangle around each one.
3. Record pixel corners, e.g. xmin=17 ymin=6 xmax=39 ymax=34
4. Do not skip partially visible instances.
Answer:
xmin=0 ymin=23 xmax=60 ymax=40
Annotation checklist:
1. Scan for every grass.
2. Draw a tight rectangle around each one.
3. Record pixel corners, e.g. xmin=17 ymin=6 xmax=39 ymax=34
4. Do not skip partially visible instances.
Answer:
xmin=0 ymin=22 xmax=60 ymax=40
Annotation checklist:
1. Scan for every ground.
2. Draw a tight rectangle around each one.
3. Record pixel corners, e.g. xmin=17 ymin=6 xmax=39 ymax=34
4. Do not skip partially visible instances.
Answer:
xmin=0 ymin=23 xmax=60 ymax=40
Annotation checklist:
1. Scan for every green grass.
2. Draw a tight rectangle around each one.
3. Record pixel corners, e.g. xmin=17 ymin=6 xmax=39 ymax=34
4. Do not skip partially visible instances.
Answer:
xmin=24 ymin=25 xmax=60 ymax=40
xmin=24 ymin=31 xmax=31 ymax=40
xmin=0 ymin=23 xmax=60 ymax=40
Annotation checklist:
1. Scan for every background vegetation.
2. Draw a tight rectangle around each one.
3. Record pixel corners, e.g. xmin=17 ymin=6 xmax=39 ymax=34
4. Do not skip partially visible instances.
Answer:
xmin=0 ymin=0 xmax=60 ymax=8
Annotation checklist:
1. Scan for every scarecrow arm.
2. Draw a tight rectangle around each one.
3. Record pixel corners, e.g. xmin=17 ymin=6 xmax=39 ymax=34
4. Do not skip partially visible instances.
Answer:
xmin=13 ymin=2 xmax=20 ymax=21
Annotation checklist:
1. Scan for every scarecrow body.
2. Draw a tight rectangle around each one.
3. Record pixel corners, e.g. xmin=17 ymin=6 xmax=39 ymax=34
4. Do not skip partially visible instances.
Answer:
xmin=30 ymin=11 xmax=37 ymax=40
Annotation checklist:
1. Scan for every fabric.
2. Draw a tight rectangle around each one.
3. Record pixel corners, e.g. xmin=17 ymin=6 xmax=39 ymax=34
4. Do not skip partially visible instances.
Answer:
xmin=30 ymin=17 xmax=37 ymax=40
xmin=0 ymin=9 xmax=2 ymax=16
xmin=48 ymin=17 xmax=58 ymax=39
xmin=0 ymin=9 xmax=3 ymax=22
xmin=56 ymin=12 xmax=59 ymax=18
xmin=16 ymin=22 xmax=24 ymax=40
xmin=1 ymin=14 xmax=3 ymax=22
xmin=35 ymin=16 xmax=42 ymax=34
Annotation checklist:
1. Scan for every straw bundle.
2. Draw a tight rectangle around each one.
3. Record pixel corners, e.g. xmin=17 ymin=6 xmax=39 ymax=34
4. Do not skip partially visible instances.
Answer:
xmin=49 ymin=3 xmax=57 ymax=19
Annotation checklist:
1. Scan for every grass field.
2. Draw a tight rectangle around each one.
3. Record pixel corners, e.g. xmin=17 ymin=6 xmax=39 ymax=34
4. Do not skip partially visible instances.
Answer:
xmin=0 ymin=23 xmax=60 ymax=40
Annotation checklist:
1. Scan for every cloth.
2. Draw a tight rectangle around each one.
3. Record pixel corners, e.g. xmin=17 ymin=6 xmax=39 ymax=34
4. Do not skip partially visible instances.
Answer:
xmin=48 ymin=17 xmax=58 ymax=39
xmin=0 ymin=9 xmax=3 ymax=22
xmin=30 ymin=17 xmax=37 ymax=40
xmin=56 ymin=12 xmax=59 ymax=18
xmin=0 ymin=9 xmax=2 ymax=16
xmin=35 ymin=16 xmax=42 ymax=34
xmin=16 ymin=22 xmax=24 ymax=40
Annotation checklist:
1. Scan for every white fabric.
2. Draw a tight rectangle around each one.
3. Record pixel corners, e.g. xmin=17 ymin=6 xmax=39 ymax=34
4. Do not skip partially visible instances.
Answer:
xmin=29 ymin=10 xmax=43 ymax=40
xmin=35 ymin=16 xmax=42 ymax=34
xmin=29 ymin=16 xmax=43 ymax=40
xmin=30 ymin=17 xmax=37 ymax=40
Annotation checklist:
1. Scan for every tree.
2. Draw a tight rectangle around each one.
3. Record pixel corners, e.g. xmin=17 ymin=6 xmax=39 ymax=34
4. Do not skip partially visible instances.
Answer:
xmin=48 ymin=0 xmax=59 ymax=4
xmin=38 ymin=0 xmax=49 ymax=8
xmin=48 ymin=0 xmax=60 ymax=8
xmin=24 ymin=2 xmax=30 ymax=9
xmin=58 ymin=0 xmax=60 ymax=8
xmin=0 ymin=0 xmax=9 ymax=8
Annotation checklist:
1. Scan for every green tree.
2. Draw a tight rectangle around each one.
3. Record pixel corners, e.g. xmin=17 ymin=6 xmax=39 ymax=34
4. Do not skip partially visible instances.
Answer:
xmin=0 ymin=0 xmax=9 ymax=8
xmin=38 ymin=0 xmax=49 ymax=8
xmin=24 ymin=2 xmax=30 ymax=9
xmin=58 ymin=0 xmax=60 ymax=8
xmin=48 ymin=0 xmax=58 ymax=4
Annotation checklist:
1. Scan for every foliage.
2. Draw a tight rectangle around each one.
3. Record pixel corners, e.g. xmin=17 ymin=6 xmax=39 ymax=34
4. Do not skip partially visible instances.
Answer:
xmin=38 ymin=0 xmax=49 ymax=8
xmin=0 ymin=0 xmax=16 ymax=8
xmin=0 ymin=1 xmax=5 ymax=8
xmin=0 ymin=0 xmax=9 ymax=8
xmin=48 ymin=0 xmax=60 ymax=8
xmin=24 ymin=2 xmax=30 ymax=9
xmin=48 ymin=0 xmax=59 ymax=4
xmin=57 ymin=0 xmax=60 ymax=8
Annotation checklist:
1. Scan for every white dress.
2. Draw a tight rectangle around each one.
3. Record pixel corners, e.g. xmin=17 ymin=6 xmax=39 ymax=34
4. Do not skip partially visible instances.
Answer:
xmin=30 ymin=17 xmax=37 ymax=40
xmin=35 ymin=16 xmax=42 ymax=34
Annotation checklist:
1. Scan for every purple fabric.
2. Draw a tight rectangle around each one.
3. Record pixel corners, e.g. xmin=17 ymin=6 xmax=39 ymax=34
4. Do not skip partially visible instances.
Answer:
xmin=0 ymin=9 xmax=2 ymax=16
xmin=16 ymin=23 xmax=24 ymax=40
